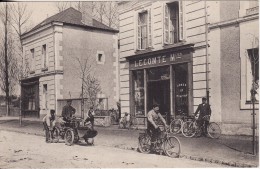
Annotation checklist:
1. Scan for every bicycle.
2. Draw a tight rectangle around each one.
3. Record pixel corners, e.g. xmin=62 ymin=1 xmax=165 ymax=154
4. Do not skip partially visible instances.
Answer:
xmin=182 ymin=115 xmax=221 ymax=139
xmin=138 ymin=126 xmax=181 ymax=158
xmin=169 ymin=112 xmax=193 ymax=134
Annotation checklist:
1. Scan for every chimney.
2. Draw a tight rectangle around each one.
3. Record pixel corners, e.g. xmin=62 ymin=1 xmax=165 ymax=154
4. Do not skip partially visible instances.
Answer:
xmin=80 ymin=1 xmax=93 ymax=26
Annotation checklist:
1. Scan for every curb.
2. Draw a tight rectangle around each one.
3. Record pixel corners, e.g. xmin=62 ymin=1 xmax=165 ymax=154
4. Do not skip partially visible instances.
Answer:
xmin=0 ymin=128 xmax=258 ymax=168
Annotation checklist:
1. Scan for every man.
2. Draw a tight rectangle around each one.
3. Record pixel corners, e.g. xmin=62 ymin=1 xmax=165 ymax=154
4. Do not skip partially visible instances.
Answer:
xmin=194 ymin=97 xmax=211 ymax=136
xmin=62 ymin=99 xmax=76 ymax=122
xmin=147 ymin=104 xmax=168 ymax=149
xmin=119 ymin=112 xmax=130 ymax=129
xmin=43 ymin=109 xmax=56 ymax=143
xmin=84 ymin=106 xmax=95 ymax=130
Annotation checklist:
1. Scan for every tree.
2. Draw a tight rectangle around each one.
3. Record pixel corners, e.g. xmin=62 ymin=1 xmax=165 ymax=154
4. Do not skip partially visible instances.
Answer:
xmin=55 ymin=2 xmax=69 ymax=12
xmin=103 ymin=2 xmax=119 ymax=28
xmin=74 ymin=54 xmax=101 ymax=118
xmin=9 ymin=2 xmax=32 ymax=79
xmin=0 ymin=2 xmax=19 ymax=115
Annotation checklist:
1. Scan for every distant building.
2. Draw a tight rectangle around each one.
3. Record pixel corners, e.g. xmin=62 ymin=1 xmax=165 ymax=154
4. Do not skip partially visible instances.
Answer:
xmin=118 ymin=1 xmax=258 ymax=135
xmin=21 ymin=7 xmax=119 ymax=118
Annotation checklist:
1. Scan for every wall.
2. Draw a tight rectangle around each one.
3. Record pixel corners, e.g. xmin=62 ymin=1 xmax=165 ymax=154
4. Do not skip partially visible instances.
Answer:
xmin=61 ymin=25 xmax=118 ymax=109
xmin=118 ymin=1 xmax=211 ymax=117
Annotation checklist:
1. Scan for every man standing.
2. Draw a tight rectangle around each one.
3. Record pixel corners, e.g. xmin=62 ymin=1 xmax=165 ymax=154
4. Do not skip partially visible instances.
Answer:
xmin=62 ymin=99 xmax=76 ymax=122
xmin=194 ymin=97 xmax=211 ymax=136
xmin=147 ymin=104 xmax=168 ymax=149
xmin=84 ymin=106 xmax=95 ymax=130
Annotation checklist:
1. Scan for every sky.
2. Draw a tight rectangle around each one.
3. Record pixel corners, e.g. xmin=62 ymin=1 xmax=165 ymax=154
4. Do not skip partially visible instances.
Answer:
xmin=26 ymin=2 xmax=58 ymax=27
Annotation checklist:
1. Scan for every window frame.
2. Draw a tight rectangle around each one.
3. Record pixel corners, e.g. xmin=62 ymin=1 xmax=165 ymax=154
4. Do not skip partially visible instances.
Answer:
xmin=42 ymin=44 xmax=48 ymax=70
xmin=30 ymin=48 xmax=35 ymax=73
xmin=135 ymin=6 xmax=152 ymax=51
xmin=163 ymin=1 xmax=185 ymax=45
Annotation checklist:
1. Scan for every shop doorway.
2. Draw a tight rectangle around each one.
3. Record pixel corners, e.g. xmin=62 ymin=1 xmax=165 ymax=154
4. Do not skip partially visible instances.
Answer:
xmin=147 ymin=80 xmax=170 ymax=116
xmin=147 ymin=66 xmax=170 ymax=116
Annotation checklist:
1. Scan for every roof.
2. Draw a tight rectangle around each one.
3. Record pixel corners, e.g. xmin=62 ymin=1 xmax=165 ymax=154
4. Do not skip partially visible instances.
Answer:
xmin=22 ymin=7 xmax=118 ymax=36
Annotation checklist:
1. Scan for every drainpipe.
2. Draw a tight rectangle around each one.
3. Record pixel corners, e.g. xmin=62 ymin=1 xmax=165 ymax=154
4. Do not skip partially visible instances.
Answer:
xmin=205 ymin=1 xmax=210 ymax=104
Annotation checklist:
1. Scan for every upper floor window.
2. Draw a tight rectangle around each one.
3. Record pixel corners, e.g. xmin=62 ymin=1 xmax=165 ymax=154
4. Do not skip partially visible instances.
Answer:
xmin=164 ymin=1 xmax=184 ymax=44
xmin=30 ymin=48 xmax=35 ymax=72
xmin=42 ymin=44 xmax=48 ymax=69
xmin=137 ymin=9 xmax=152 ymax=50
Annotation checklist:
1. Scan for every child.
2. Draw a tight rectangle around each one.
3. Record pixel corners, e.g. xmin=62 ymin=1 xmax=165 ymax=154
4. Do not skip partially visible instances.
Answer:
xmin=43 ymin=109 xmax=56 ymax=143
xmin=84 ymin=107 xmax=95 ymax=130
xmin=119 ymin=112 xmax=130 ymax=129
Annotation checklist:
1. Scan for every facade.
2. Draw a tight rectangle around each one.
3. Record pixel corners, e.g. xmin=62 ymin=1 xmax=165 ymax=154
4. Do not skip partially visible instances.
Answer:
xmin=118 ymin=1 xmax=259 ymax=135
xmin=21 ymin=7 xmax=119 ymax=118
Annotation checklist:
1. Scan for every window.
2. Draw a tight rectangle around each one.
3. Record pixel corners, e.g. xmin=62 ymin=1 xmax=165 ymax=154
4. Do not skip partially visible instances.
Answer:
xmin=27 ymin=86 xmax=36 ymax=110
xmin=43 ymin=84 xmax=48 ymax=109
xmin=132 ymin=70 xmax=145 ymax=116
xmin=137 ymin=9 xmax=152 ymax=50
xmin=247 ymin=48 xmax=259 ymax=102
xmin=96 ymin=51 xmax=105 ymax=64
xmin=42 ymin=44 xmax=47 ymax=69
xmin=164 ymin=1 xmax=184 ymax=44
xmin=30 ymin=49 xmax=35 ymax=72
xmin=98 ymin=54 xmax=103 ymax=62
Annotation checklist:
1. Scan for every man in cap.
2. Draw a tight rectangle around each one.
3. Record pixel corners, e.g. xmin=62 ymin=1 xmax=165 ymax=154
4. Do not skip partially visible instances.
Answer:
xmin=194 ymin=97 xmax=211 ymax=136
xmin=62 ymin=99 xmax=76 ymax=122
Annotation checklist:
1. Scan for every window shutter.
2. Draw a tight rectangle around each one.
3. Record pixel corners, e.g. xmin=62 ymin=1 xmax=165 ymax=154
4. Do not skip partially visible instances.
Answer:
xmin=148 ymin=8 xmax=152 ymax=47
xmin=164 ymin=4 xmax=170 ymax=44
xmin=137 ymin=13 xmax=141 ymax=50
xmin=179 ymin=1 xmax=185 ymax=41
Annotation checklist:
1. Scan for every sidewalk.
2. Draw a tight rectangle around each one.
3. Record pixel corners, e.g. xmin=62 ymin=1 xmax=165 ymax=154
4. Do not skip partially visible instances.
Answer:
xmin=0 ymin=117 xmax=258 ymax=167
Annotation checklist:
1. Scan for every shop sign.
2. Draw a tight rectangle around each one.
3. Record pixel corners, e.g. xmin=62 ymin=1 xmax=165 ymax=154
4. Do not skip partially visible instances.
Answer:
xmin=129 ymin=51 xmax=192 ymax=70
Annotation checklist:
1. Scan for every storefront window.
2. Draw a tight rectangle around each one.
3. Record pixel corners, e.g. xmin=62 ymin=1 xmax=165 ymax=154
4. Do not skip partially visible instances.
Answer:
xmin=133 ymin=70 xmax=145 ymax=116
xmin=175 ymin=64 xmax=188 ymax=116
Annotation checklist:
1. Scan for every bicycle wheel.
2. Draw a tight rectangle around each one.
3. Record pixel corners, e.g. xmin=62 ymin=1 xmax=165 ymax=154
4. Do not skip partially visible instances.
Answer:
xmin=207 ymin=122 xmax=221 ymax=139
xmin=138 ymin=133 xmax=151 ymax=154
xmin=182 ymin=121 xmax=196 ymax=138
xmin=170 ymin=119 xmax=182 ymax=134
xmin=164 ymin=136 xmax=181 ymax=158
xmin=65 ymin=129 xmax=74 ymax=146
xmin=52 ymin=127 xmax=60 ymax=143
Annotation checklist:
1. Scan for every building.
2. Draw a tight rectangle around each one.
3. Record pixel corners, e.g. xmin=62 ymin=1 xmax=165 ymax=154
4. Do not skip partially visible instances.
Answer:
xmin=21 ymin=7 xmax=119 ymax=118
xmin=209 ymin=1 xmax=259 ymax=135
xmin=118 ymin=1 xmax=259 ymax=135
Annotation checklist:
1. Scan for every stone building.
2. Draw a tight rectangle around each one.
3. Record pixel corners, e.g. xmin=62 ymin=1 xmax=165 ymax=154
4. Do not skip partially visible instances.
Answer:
xmin=118 ymin=1 xmax=258 ymax=135
xmin=21 ymin=7 xmax=119 ymax=118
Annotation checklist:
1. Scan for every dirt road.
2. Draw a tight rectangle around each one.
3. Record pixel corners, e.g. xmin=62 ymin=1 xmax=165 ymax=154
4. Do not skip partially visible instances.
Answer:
xmin=0 ymin=130 xmax=226 ymax=168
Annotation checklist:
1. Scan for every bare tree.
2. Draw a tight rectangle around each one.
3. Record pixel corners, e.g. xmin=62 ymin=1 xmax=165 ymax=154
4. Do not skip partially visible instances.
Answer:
xmin=74 ymin=54 xmax=101 ymax=111
xmin=93 ymin=2 xmax=106 ymax=24
xmin=55 ymin=2 xmax=69 ymax=12
xmin=0 ymin=3 xmax=19 ymax=115
xmin=9 ymin=2 xmax=32 ymax=79
xmin=103 ymin=2 xmax=119 ymax=28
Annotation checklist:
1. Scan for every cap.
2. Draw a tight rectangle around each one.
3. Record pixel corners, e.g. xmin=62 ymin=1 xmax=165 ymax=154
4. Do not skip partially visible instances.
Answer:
xmin=50 ymin=109 xmax=55 ymax=114
xmin=202 ymin=97 xmax=207 ymax=101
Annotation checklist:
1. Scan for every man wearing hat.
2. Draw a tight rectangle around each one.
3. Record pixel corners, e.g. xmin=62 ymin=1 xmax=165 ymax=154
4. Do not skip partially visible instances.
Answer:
xmin=194 ymin=97 xmax=211 ymax=136
xmin=43 ymin=109 xmax=56 ymax=143
xmin=62 ymin=99 xmax=76 ymax=122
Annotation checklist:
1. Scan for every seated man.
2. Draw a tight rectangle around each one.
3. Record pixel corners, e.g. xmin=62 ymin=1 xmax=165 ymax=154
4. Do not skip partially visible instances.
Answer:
xmin=119 ymin=112 xmax=130 ymax=129
xmin=61 ymin=99 xmax=76 ymax=124
xmin=84 ymin=106 xmax=95 ymax=130
xmin=147 ymin=104 xmax=168 ymax=149
xmin=42 ymin=109 xmax=56 ymax=143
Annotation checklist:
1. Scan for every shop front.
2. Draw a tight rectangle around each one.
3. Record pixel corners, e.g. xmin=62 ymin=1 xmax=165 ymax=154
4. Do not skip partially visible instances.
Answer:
xmin=128 ymin=44 xmax=194 ymax=126
xmin=21 ymin=77 xmax=40 ymax=118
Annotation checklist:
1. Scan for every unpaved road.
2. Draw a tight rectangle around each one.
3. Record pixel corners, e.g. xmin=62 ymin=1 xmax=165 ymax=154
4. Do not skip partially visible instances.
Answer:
xmin=0 ymin=130 xmax=226 ymax=168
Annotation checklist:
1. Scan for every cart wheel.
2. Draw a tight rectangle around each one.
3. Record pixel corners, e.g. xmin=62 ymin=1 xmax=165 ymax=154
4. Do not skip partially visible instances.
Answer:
xmin=85 ymin=138 xmax=94 ymax=145
xmin=65 ymin=129 xmax=74 ymax=146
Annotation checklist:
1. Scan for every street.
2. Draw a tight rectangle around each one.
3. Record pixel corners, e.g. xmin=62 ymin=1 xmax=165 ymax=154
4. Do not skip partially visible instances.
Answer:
xmin=0 ymin=130 xmax=226 ymax=168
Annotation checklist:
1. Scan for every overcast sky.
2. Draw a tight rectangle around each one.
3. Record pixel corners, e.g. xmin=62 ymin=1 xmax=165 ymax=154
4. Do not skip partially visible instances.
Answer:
xmin=26 ymin=2 xmax=58 ymax=27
